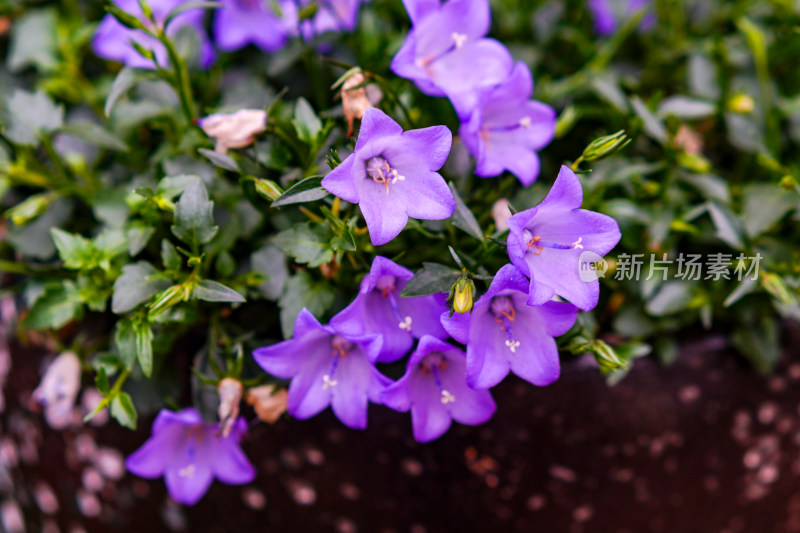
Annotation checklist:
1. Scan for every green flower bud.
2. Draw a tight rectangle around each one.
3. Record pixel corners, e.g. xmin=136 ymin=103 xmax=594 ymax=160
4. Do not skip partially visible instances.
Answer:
xmin=254 ymin=179 xmax=283 ymax=202
xmin=451 ymin=278 xmax=476 ymax=314
xmin=7 ymin=192 xmax=58 ymax=226
xmin=727 ymin=94 xmax=754 ymax=114
xmin=149 ymin=283 xmax=191 ymax=315
xmin=580 ymin=130 xmax=631 ymax=163
xmin=761 ymin=273 xmax=796 ymax=306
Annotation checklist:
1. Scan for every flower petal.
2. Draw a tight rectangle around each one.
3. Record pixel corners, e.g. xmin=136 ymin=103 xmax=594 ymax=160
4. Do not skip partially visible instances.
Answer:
xmin=321 ymin=153 xmax=359 ymax=203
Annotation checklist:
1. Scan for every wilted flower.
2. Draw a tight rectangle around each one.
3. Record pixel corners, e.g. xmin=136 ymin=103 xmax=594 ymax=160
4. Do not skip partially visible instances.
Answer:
xmin=330 ymin=256 xmax=449 ymax=363
xmin=321 ymin=108 xmax=454 ymax=245
xmin=506 ymin=165 xmax=621 ymax=311
xmin=126 ymin=408 xmax=255 ymax=505
xmin=92 ymin=0 xmax=215 ymax=69
xmin=491 ymin=198 xmax=513 ymax=232
xmin=459 ymin=62 xmax=555 ymax=185
xmin=253 ymin=309 xmax=391 ymax=429
xmin=441 ymin=265 xmax=578 ymax=389
xmin=245 ymin=385 xmax=288 ymax=424
xmin=587 ymin=0 xmax=654 ymax=36
xmin=198 ymin=109 xmax=267 ymax=154
xmin=213 ymin=0 xmax=295 ymax=52
xmin=391 ymin=0 xmax=513 ymax=114
xmin=381 ymin=336 xmax=496 ymax=442
xmin=32 ymin=351 xmax=82 ymax=429
xmin=340 ymin=71 xmax=382 ymax=137
xmin=217 ymin=378 xmax=243 ymax=437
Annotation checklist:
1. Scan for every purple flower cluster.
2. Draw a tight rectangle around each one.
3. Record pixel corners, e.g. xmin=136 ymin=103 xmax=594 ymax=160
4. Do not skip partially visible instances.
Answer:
xmin=93 ymin=0 xmax=367 ymax=69
xmin=391 ymin=0 xmax=556 ymax=186
xmin=255 ymin=166 xmax=620 ymax=443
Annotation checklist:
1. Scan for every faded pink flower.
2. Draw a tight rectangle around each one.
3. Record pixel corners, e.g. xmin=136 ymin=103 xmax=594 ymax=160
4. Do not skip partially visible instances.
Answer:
xmin=198 ymin=109 xmax=267 ymax=154
xmin=32 ymin=351 xmax=82 ymax=429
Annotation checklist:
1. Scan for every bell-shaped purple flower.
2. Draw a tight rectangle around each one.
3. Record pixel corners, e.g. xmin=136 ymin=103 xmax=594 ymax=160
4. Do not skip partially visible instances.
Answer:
xmin=441 ymin=264 xmax=578 ymax=389
xmin=506 ymin=165 xmax=621 ymax=311
xmin=125 ymin=408 xmax=255 ymax=505
xmin=92 ymin=0 xmax=215 ymax=69
xmin=382 ymin=336 xmax=496 ymax=442
xmin=459 ymin=62 xmax=556 ymax=186
xmin=587 ymin=0 xmax=654 ymax=36
xmin=330 ymin=256 xmax=449 ymax=363
xmin=297 ymin=0 xmax=364 ymax=39
xmin=391 ymin=0 xmax=513 ymax=115
xmin=321 ymin=108 xmax=455 ymax=246
xmin=253 ymin=309 xmax=391 ymax=429
xmin=213 ymin=0 xmax=295 ymax=52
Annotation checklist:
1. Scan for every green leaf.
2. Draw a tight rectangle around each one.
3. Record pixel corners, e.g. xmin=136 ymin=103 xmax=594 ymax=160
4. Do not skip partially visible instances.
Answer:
xmin=59 ymin=122 xmax=129 ymax=152
xmin=645 ymin=282 xmax=694 ymax=316
xmin=273 ymin=223 xmax=333 ymax=267
xmin=164 ymin=1 xmax=221 ymax=27
xmin=707 ymin=202 xmax=746 ymax=250
xmin=630 ymin=96 xmax=668 ymax=145
xmin=400 ymin=263 xmax=462 ymax=297
xmin=7 ymin=8 xmax=58 ymax=72
xmin=95 ymin=368 xmax=111 ymax=395
xmin=656 ymin=96 xmax=716 ymax=120
xmin=25 ymin=282 xmax=83 ymax=330
xmin=127 ymin=223 xmax=155 ymax=256
xmin=134 ymin=321 xmax=154 ymax=377
xmin=741 ymin=184 xmax=797 ymax=238
xmin=198 ymin=148 xmax=241 ymax=172
xmin=193 ymin=280 xmax=246 ymax=303
xmin=278 ymin=271 xmax=335 ymax=338
xmin=330 ymin=228 xmax=357 ymax=252
xmin=271 ymin=176 xmax=328 ymax=206
xmin=251 ymin=245 xmax=288 ymax=300
xmin=161 ymin=239 xmax=182 ymax=270
xmin=292 ymin=98 xmax=322 ymax=143
xmin=112 ymin=262 xmax=171 ymax=314
xmin=732 ymin=313 xmax=779 ymax=374
xmin=448 ymin=182 xmax=483 ymax=241
xmin=110 ymin=392 xmax=138 ymax=429
xmin=105 ymin=67 xmax=141 ymax=117
xmin=50 ymin=228 xmax=92 ymax=269
xmin=5 ymin=90 xmax=65 ymax=146
xmin=171 ymin=178 xmax=219 ymax=246
xmin=115 ymin=318 xmax=138 ymax=369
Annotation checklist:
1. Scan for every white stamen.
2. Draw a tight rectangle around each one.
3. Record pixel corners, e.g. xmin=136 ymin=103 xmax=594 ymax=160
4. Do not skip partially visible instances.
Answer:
xmin=519 ymin=117 xmax=531 ymax=128
xmin=391 ymin=174 xmax=406 ymax=184
xmin=178 ymin=464 xmax=196 ymax=478
xmin=441 ymin=390 xmax=455 ymax=404
xmin=571 ymin=237 xmax=584 ymax=249
xmin=505 ymin=340 xmax=520 ymax=353
xmin=452 ymin=32 xmax=467 ymax=48
xmin=322 ymin=374 xmax=338 ymax=389
xmin=398 ymin=316 xmax=413 ymax=331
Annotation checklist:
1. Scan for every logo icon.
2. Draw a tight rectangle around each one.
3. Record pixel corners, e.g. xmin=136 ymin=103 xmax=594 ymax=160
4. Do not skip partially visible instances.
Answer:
xmin=578 ymin=251 xmax=608 ymax=282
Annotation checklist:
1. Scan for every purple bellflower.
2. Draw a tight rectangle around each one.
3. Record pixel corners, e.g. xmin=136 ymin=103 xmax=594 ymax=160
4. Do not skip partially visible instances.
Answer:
xmin=587 ymin=0 xmax=654 ymax=36
xmin=441 ymin=264 xmax=578 ymax=389
xmin=213 ymin=0 xmax=295 ymax=52
xmin=391 ymin=0 xmax=513 ymax=115
xmin=506 ymin=165 xmax=621 ymax=311
xmin=296 ymin=0 xmax=364 ymax=39
xmin=382 ymin=336 xmax=496 ymax=442
xmin=253 ymin=309 xmax=392 ymax=429
xmin=330 ymin=256 xmax=449 ymax=363
xmin=321 ymin=108 xmax=454 ymax=246
xmin=459 ymin=62 xmax=556 ymax=186
xmin=125 ymin=408 xmax=255 ymax=505
xmin=92 ymin=0 xmax=214 ymax=69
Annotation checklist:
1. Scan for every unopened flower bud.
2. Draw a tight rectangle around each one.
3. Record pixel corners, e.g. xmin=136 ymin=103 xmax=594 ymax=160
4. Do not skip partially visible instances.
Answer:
xmin=491 ymin=199 xmax=513 ymax=232
xmin=761 ymin=273 xmax=795 ymax=306
xmin=580 ymin=130 xmax=631 ymax=162
xmin=32 ymin=352 xmax=82 ymax=429
xmin=217 ymin=378 xmax=243 ymax=437
xmin=254 ymin=178 xmax=283 ymax=202
xmin=590 ymin=340 xmax=628 ymax=374
xmin=728 ymin=93 xmax=755 ymax=114
xmin=7 ymin=192 xmax=58 ymax=226
xmin=149 ymin=284 xmax=189 ymax=315
xmin=245 ymin=385 xmax=288 ymax=424
xmin=198 ymin=109 xmax=267 ymax=154
xmin=451 ymin=278 xmax=476 ymax=314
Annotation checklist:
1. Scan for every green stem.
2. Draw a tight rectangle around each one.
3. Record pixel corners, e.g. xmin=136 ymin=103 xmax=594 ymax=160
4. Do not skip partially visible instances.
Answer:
xmin=159 ymin=31 xmax=196 ymax=124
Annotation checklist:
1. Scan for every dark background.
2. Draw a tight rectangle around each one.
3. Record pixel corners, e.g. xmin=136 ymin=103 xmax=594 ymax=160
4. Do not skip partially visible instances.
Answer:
xmin=3 ymin=325 xmax=800 ymax=533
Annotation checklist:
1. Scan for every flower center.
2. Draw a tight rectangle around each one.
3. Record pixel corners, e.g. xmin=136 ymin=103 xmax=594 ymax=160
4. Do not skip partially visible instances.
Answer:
xmin=415 ymin=33 xmax=469 ymax=71
xmin=491 ymin=296 xmax=521 ymax=354
xmin=419 ymin=353 xmax=455 ymax=404
xmin=522 ymin=229 xmax=583 ymax=256
xmin=374 ymin=275 xmax=413 ymax=332
xmin=324 ymin=335 xmax=354 ymax=390
xmin=366 ymin=156 xmax=405 ymax=194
